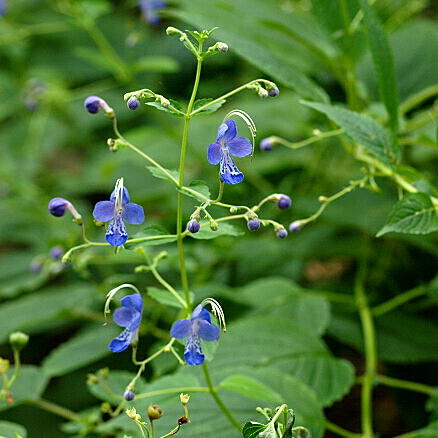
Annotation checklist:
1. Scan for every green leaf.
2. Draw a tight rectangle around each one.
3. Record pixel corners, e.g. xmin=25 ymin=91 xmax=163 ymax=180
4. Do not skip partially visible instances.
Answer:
xmin=302 ymin=101 xmax=399 ymax=166
xmin=0 ymin=421 xmax=27 ymax=438
xmin=242 ymin=422 xmax=268 ymax=438
xmin=126 ymin=225 xmax=177 ymax=248
xmin=0 ymin=366 xmax=48 ymax=412
xmin=179 ymin=180 xmax=211 ymax=201
xmin=193 ymin=98 xmax=226 ymax=115
xmin=0 ymin=285 xmax=91 ymax=343
xmin=189 ymin=222 xmax=243 ymax=240
xmin=218 ymin=375 xmax=282 ymax=403
xmin=377 ymin=193 xmax=438 ymax=236
xmin=145 ymin=99 xmax=185 ymax=117
xmin=147 ymin=287 xmax=188 ymax=309
xmin=42 ymin=325 xmax=119 ymax=377
xmin=146 ymin=165 xmax=179 ymax=183
xmin=396 ymin=420 xmax=438 ymax=438
xmin=359 ymin=0 xmax=399 ymax=133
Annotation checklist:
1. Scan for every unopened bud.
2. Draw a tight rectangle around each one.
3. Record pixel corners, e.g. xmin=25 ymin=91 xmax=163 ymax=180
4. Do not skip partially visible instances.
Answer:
xmin=87 ymin=374 xmax=99 ymax=385
xmin=101 ymin=402 xmax=112 ymax=413
xmin=98 ymin=368 xmax=110 ymax=379
xmin=124 ymin=390 xmax=135 ymax=401
xmin=126 ymin=408 xmax=141 ymax=421
xmin=178 ymin=416 xmax=189 ymax=425
xmin=148 ymin=404 xmax=163 ymax=420
xmin=166 ymin=26 xmax=180 ymax=36
xmin=9 ymin=332 xmax=29 ymax=350
xmin=180 ymin=393 xmax=190 ymax=405
xmin=258 ymin=88 xmax=269 ymax=98
xmin=209 ymin=220 xmax=218 ymax=231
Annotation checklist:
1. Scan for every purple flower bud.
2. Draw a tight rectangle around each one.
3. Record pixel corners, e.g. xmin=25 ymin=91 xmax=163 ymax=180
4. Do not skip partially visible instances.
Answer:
xmin=247 ymin=218 xmax=260 ymax=231
xmin=289 ymin=222 xmax=300 ymax=232
xmin=268 ymin=87 xmax=279 ymax=97
xmin=50 ymin=246 xmax=64 ymax=259
xmin=29 ymin=260 xmax=42 ymax=273
xmin=276 ymin=229 xmax=288 ymax=239
xmin=127 ymin=97 xmax=140 ymax=110
xmin=124 ymin=390 xmax=135 ymax=401
xmin=84 ymin=96 xmax=101 ymax=114
xmin=260 ymin=138 xmax=273 ymax=151
xmin=187 ymin=219 xmax=200 ymax=234
xmin=48 ymin=198 xmax=69 ymax=217
xmin=277 ymin=195 xmax=292 ymax=210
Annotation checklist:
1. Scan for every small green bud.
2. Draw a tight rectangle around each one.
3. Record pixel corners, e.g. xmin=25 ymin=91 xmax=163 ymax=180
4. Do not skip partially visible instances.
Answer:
xmin=72 ymin=216 xmax=83 ymax=226
xmin=101 ymin=402 xmax=112 ymax=413
xmin=258 ymin=88 xmax=269 ymax=98
xmin=87 ymin=373 xmax=99 ymax=385
xmin=148 ymin=404 xmax=163 ymax=420
xmin=229 ymin=207 xmax=238 ymax=213
xmin=180 ymin=393 xmax=190 ymax=405
xmin=209 ymin=220 xmax=218 ymax=231
xmin=166 ymin=26 xmax=180 ymax=36
xmin=98 ymin=367 xmax=110 ymax=379
xmin=9 ymin=332 xmax=29 ymax=350
xmin=126 ymin=408 xmax=141 ymax=421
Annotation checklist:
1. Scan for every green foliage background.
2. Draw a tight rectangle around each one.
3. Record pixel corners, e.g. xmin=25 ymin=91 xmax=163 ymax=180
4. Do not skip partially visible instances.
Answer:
xmin=0 ymin=0 xmax=437 ymax=437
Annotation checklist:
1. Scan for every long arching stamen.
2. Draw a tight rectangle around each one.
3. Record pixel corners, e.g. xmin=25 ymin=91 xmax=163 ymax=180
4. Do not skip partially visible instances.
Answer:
xmin=223 ymin=109 xmax=257 ymax=157
xmin=201 ymin=298 xmax=227 ymax=332
xmin=104 ymin=283 xmax=140 ymax=324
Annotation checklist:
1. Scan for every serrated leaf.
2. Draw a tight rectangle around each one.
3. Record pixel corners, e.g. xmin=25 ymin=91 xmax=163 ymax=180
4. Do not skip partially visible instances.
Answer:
xmin=147 ymin=287 xmax=188 ymax=309
xmin=0 ymin=421 xmax=27 ymax=438
xmin=145 ymin=99 xmax=185 ymax=117
xmin=302 ymin=101 xmax=399 ymax=166
xmin=42 ymin=325 xmax=119 ymax=377
xmin=218 ymin=375 xmax=282 ymax=403
xmin=242 ymin=422 xmax=268 ymax=438
xmin=189 ymin=222 xmax=243 ymax=240
xmin=359 ymin=0 xmax=399 ymax=133
xmin=179 ymin=180 xmax=211 ymax=201
xmin=377 ymin=193 xmax=438 ymax=236
xmin=146 ymin=165 xmax=179 ymax=182
xmin=193 ymin=98 xmax=226 ymax=115
xmin=0 ymin=366 xmax=48 ymax=412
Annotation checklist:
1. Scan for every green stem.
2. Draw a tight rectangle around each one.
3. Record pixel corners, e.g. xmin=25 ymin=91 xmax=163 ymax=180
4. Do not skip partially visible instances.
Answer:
xmin=6 ymin=349 xmax=21 ymax=390
xmin=176 ymin=44 xmax=204 ymax=311
xmin=135 ymin=387 xmax=210 ymax=400
xmin=354 ymin=264 xmax=376 ymax=438
xmin=375 ymin=375 xmax=436 ymax=395
xmin=372 ymin=285 xmax=428 ymax=316
xmin=400 ymin=84 xmax=438 ymax=114
xmin=325 ymin=420 xmax=361 ymax=438
xmin=270 ymin=129 xmax=344 ymax=150
xmin=202 ymin=363 xmax=241 ymax=431
xmin=28 ymin=398 xmax=80 ymax=421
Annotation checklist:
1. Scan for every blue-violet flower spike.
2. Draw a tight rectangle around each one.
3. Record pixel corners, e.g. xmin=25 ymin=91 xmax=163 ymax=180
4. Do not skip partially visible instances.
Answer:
xmin=207 ymin=120 xmax=252 ymax=185
xmin=170 ymin=304 xmax=220 ymax=366
xmin=109 ymin=293 xmax=143 ymax=353
xmin=93 ymin=178 xmax=145 ymax=247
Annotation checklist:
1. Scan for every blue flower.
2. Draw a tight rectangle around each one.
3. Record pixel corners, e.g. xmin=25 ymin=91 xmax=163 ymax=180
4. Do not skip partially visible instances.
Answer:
xmin=139 ymin=0 xmax=166 ymax=25
xmin=170 ymin=305 xmax=220 ymax=366
xmin=207 ymin=120 xmax=252 ymax=185
xmin=109 ymin=293 xmax=143 ymax=353
xmin=93 ymin=178 xmax=145 ymax=247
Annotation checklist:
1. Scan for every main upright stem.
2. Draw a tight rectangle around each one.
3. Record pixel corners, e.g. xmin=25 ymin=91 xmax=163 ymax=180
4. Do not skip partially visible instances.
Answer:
xmin=176 ymin=45 xmax=203 ymax=312
xmin=355 ymin=263 xmax=377 ymax=438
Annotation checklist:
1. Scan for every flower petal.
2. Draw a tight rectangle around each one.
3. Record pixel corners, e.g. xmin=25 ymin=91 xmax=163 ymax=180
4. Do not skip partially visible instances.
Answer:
xmin=123 ymin=203 xmax=145 ymax=225
xmin=110 ymin=187 xmax=130 ymax=204
xmin=219 ymin=152 xmax=244 ymax=185
xmin=113 ymin=307 xmax=135 ymax=327
xmin=198 ymin=320 xmax=220 ymax=341
xmin=191 ymin=305 xmax=211 ymax=322
xmin=170 ymin=319 xmax=191 ymax=339
xmin=207 ymin=142 xmax=222 ymax=165
xmin=121 ymin=293 xmax=143 ymax=313
xmin=106 ymin=214 xmax=128 ymax=247
xmin=108 ymin=328 xmax=134 ymax=353
xmin=228 ymin=136 xmax=252 ymax=158
xmin=217 ymin=120 xmax=237 ymax=143
xmin=93 ymin=201 xmax=115 ymax=222
xmin=184 ymin=335 xmax=205 ymax=366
